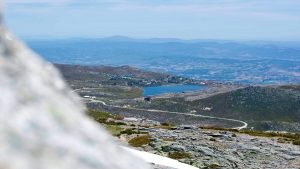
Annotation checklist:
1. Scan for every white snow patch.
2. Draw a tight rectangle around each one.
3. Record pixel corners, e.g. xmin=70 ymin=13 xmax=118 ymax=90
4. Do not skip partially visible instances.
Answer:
xmin=122 ymin=146 xmax=198 ymax=169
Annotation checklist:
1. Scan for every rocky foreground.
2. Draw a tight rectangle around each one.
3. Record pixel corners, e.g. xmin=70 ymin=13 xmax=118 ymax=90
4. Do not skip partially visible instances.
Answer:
xmin=115 ymin=118 xmax=300 ymax=169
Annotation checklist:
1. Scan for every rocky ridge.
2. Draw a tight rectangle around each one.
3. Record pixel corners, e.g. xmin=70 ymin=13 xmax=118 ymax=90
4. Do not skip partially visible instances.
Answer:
xmin=115 ymin=118 xmax=300 ymax=169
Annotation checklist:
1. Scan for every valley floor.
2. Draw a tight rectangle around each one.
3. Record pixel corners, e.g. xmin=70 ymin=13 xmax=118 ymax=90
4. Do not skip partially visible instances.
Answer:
xmin=57 ymin=64 xmax=300 ymax=132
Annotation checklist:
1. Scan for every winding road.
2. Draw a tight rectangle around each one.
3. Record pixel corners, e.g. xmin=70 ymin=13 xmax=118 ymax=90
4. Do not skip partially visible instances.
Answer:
xmin=88 ymin=98 xmax=248 ymax=130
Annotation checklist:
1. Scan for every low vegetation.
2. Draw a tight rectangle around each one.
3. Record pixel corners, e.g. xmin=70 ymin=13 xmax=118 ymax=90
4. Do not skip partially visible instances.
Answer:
xmin=133 ymin=86 xmax=300 ymax=132
xmin=208 ymin=163 xmax=221 ymax=169
xmin=209 ymin=138 xmax=216 ymax=141
xmin=56 ymin=63 xmax=191 ymax=88
xmin=120 ymin=128 xmax=148 ymax=135
xmin=279 ymin=85 xmax=300 ymax=91
xmin=104 ymin=125 xmax=124 ymax=136
xmin=87 ymin=109 xmax=124 ymax=124
xmin=240 ymin=130 xmax=300 ymax=140
xmin=155 ymin=122 xmax=175 ymax=130
xmin=200 ymin=126 xmax=239 ymax=132
xmin=87 ymin=110 xmax=152 ymax=137
xmin=168 ymin=151 xmax=191 ymax=159
xmin=292 ymin=139 xmax=300 ymax=146
xmin=201 ymin=126 xmax=300 ymax=146
xmin=128 ymin=135 xmax=151 ymax=147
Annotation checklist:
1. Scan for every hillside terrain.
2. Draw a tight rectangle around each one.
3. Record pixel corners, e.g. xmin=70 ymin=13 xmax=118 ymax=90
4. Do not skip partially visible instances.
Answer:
xmin=131 ymin=86 xmax=300 ymax=131
xmin=87 ymin=110 xmax=300 ymax=169
xmin=56 ymin=64 xmax=300 ymax=132
xmin=56 ymin=64 xmax=198 ymax=88
xmin=30 ymin=38 xmax=300 ymax=84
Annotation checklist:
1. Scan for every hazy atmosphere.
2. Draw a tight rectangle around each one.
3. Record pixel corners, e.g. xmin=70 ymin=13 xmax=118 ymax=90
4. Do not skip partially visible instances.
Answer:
xmin=5 ymin=0 xmax=300 ymax=40
xmin=1 ymin=1 xmax=300 ymax=168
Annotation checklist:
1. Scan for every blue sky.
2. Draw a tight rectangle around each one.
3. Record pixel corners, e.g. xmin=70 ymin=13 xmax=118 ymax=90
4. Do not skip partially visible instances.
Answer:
xmin=4 ymin=0 xmax=300 ymax=40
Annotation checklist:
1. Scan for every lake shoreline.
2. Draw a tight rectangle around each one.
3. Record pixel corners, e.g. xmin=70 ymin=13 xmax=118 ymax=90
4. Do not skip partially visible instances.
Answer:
xmin=143 ymin=84 xmax=207 ymax=96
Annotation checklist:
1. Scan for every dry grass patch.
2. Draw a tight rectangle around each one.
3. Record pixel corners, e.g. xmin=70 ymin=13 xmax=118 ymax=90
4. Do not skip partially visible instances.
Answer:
xmin=168 ymin=151 xmax=191 ymax=159
xmin=200 ymin=126 xmax=300 ymax=146
xmin=128 ymin=135 xmax=151 ymax=147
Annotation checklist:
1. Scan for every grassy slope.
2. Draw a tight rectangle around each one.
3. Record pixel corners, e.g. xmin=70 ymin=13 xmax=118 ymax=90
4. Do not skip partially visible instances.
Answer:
xmin=55 ymin=64 xmax=192 ymax=88
xmin=135 ymin=86 xmax=300 ymax=124
xmin=197 ymin=86 xmax=300 ymax=122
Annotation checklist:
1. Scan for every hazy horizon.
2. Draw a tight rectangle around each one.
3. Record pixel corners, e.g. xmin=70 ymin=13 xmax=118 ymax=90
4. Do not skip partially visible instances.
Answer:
xmin=21 ymin=35 xmax=300 ymax=44
xmin=4 ymin=0 xmax=300 ymax=41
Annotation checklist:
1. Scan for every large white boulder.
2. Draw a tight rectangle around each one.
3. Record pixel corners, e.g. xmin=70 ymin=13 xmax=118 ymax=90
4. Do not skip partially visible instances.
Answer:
xmin=0 ymin=1 xmax=150 ymax=169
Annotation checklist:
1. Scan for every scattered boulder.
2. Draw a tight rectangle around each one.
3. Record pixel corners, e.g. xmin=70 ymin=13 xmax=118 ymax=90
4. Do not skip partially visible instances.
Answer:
xmin=208 ymin=133 xmax=225 ymax=138
xmin=195 ymin=146 xmax=215 ymax=157
xmin=162 ymin=144 xmax=186 ymax=152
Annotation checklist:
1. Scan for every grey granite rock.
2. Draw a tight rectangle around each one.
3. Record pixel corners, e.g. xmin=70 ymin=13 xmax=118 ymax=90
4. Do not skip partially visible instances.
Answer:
xmin=194 ymin=146 xmax=215 ymax=157
xmin=162 ymin=144 xmax=186 ymax=152
xmin=125 ymin=118 xmax=300 ymax=169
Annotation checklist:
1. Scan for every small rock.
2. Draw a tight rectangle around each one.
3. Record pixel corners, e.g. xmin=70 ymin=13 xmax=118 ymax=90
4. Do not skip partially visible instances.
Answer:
xmin=170 ymin=127 xmax=178 ymax=130
xmin=195 ymin=146 xmax=215 ymax=157
xmin=191 ymin=137 xmax=197 ymax=141
xmin=209 ymin=138 xmax=216 ymax=142
xmin=208 ymin=133 xmax=225 ymax=138
xmin=181 ymin=125 xmax=193 ymax=130
xmin=280 ymin=154 xmax=296 ymax=160
xmin=219 ymin=131 xmax=227 ymax=135
xmin=161 ymin=144 xmax=186 ymax=152
xmin=280 ymin=150 xmax=300 ymax=156
xmin=289 ymin=150 xmax=300 ymax=156
xmin=208 ymin=162 xmax=221 ymax=169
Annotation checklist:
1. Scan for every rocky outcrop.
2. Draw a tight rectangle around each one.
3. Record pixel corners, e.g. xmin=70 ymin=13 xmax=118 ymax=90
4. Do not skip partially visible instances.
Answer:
xmin=119 ymin=118 xmax=300 ymax=169
xmin=145 ymin=127 xmax=300 ymax=169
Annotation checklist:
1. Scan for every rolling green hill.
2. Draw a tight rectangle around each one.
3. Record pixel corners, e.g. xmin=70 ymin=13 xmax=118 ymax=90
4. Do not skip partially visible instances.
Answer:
xmin=197 ymin=86 xmax=300 ymax=122
xmin=133 ymin=86 xmax=300 ymax=131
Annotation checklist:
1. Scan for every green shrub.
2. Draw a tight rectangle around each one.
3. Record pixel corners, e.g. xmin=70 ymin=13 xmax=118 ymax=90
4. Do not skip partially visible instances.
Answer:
xmin=120 ymin=128 xmax=149 ymax=135
xmin=155 ymin=125 xmax=173 ymax=130
xmin=155 ymin=122 xmax=175 ymax=130
xmin=161 ymin=122 xmax=172 ymax=126
xmin=292 ymin=140 xmax=300 ymax=146
xmin=210 ymin=138 xmax=216 ymax=141
xmin=121 ymin=129 xmax=136 ymax=135
xmin=199 ymin=125 xmax=300 ymax=146
xmin=168 ymin=151 xmax=191 ymax=159
xmin=208 ymin=163 xmax=221 ymax=169
xmin=240 ymin=130 xmax=300 ymax=141
xmin=104 ymin=125 xmax=124 ymax=137
xmin=106 ymin=121 xmax=127 ymax=125
xmin=128 ymin=135 xmax=151 ymax=147
xmin=87 ymin=110 xmax=124 ymax=124
xmin=277 ymin=138 xmax=286 ymax=144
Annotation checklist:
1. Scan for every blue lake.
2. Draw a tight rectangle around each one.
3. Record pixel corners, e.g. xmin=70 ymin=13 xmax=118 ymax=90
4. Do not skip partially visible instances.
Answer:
xmin=143 ymin=84 xmax=206 ymax=96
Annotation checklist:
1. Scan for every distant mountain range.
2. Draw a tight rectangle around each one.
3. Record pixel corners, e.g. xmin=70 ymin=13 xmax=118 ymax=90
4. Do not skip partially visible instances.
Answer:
xmin=26 ymin=36 xmax=300 ymax=47
xmin=26 ymin=36 xmax=300 ymax=84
